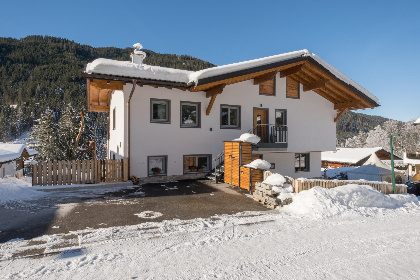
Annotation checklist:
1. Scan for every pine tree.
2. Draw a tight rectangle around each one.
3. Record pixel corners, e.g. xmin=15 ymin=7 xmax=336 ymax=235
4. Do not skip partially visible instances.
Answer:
xmin=31 ymin=108 xmax=59 ymax=160
xmin=57 ymin=103 xmax=79 ymax=160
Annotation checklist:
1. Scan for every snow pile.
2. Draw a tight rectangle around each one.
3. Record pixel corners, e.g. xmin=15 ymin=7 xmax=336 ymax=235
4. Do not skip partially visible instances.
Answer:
xmin=263 ymin=173 xmax=286 ymax=186
xmin=0 ymin=177 xmax=45 ymax=204
xmin=283 ymin=184 xmax=419 ymax=219
xmin=243 ymin=159 xmax=270 ymax=170
xmin=233 ymin=133 xmax=260 ymax=144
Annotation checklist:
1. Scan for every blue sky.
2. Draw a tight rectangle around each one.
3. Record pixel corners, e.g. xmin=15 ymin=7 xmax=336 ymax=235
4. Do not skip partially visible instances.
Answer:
xmin=1 ymin=0 xmax=419 ymax=122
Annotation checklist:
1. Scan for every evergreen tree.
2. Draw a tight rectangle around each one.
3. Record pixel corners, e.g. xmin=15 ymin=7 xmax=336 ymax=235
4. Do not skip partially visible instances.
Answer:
xmin=31 ymin=108 xmax=59 ymax=160
xmin=57 ymin=103 xmax=79 ymax=160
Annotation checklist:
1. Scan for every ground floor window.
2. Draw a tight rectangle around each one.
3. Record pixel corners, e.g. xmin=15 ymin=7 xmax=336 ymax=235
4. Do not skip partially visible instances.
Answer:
xmin=148 ymin=155 xmax=167 ymax=176
xmin=295 ymin=153 xmax=310 ymax=172
xmin=184 ymin=155 xmax=211 ymax=173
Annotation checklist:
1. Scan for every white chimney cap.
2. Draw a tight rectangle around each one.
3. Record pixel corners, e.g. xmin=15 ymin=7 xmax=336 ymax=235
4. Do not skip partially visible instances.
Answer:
xmin=131 ymin=42 xmax=146 ymax=64
xmin=133 ymin=43 xmax=143 ymax=50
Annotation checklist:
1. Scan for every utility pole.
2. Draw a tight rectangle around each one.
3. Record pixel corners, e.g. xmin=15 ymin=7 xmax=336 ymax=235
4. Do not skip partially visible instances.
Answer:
xmin=390 ymin=134 xmax=401 ymax=194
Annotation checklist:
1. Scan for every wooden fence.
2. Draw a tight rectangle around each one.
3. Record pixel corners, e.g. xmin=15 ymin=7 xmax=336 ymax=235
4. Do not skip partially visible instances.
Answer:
xmin=32 ymin=159 xmax=129 ymax=186
xmin=291 ymin=178 xmax=407 ymax=195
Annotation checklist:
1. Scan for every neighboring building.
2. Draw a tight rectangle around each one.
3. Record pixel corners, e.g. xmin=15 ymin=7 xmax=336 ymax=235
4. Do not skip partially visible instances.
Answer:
xmin=83 ymin=45 xmax=379 ymax=182
xmin=403 ymin=152 xmax=420 ymax=181
xmin=0 ymin=143 xmax=37 ymax=178
xmin=322 ymin=147 xmax=402 ymax=168
xmin=347 ymin=153 xmax=405 ymax=184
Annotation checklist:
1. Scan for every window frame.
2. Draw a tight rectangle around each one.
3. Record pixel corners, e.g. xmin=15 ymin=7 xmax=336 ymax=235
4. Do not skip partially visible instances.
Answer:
xmin=259 ymin=77 xmax=276 ymax=96
xmin=183 ymin=154 xmax=212 ymax=174
xmin=220 ymin=104 xmax=241 ymax=129
xmin=180 ymin=101 xmax=201 ymax=128
xmin=295 ymin=153 xmax=310 ymax=172
xmin=150 ymin=98 xmax=171 ymax=124
xmin=147 ymin=155 xmax=168 ymax=177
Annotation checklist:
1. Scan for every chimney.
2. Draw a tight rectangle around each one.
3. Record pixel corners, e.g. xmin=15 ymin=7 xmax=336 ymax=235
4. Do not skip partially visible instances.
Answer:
xmin=131 ymin=43 xmax=146 ymax=65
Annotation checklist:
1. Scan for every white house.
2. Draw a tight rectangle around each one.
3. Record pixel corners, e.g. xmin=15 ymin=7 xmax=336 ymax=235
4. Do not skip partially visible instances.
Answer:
xmin=83 ymin=45 xmax=379 ymax=182
xmin=0 ymin=143 xmax=37 ymax=178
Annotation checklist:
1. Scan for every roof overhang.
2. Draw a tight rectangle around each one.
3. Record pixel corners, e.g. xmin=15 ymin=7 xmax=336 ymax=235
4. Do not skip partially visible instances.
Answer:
xmin=83 ymin=54 xmax=379 ymax=114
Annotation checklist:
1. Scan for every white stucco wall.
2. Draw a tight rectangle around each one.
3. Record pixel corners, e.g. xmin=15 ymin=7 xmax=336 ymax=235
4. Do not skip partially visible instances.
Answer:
xmin=109 ymin=90 xmax=128 ymax=159
xmin=111 ymin=75 xmax=336 ymax=178
xmin=262 ymin=152 xmax=321 ymax=179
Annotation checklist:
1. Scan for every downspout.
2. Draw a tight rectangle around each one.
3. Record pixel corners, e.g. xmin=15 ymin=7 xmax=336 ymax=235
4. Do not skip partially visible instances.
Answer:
xmin=127 ymin=79 xmax=137 ymax=179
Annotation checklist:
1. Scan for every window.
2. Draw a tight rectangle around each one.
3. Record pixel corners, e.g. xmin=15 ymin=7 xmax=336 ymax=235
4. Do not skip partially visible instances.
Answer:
xmin=184 ymin=155 xmax=211 ymax=173
xmin=148 ymin=156 xmax=167 ymax=176
xmin=259 ymin=77 xmax=276 ymax=95
xmin=295 ymin=153 xmax=310 ymax=172
xmin=180 ymin=101 xmax=200 ymax=128
xmin=150 ymin=99 xmax=170 ymax=123
xmin=221 ymin=105 xmax=240 ymax=129
xmin=286 ymin=76 xmax=300 ymax=99
xmin=113 ymin=107 xmax=116 ymax=130
xmin=275 ymin=109 xmax=287 ymax=126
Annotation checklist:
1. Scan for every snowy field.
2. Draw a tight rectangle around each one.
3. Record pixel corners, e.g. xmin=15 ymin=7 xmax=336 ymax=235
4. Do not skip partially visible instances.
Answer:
xmin=0 ymin=178 xmax=420 ymax=279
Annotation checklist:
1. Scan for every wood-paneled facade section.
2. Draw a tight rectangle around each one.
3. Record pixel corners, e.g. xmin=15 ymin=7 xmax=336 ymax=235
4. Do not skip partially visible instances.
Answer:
xmin=224 ymin=141 xmax=263 ymax=192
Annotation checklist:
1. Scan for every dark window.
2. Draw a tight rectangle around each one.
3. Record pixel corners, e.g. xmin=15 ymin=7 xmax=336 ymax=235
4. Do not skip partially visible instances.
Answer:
xmin=295 ymin=153 xmax=310 ymax=172
xmin=150 ymin=99 xmax=170 ymax=123
xmin=184 ymin=155 xmax=211 ymax=173
xmin=113 ymin=107 xmax=116 ymax=130
xmin=181 ymin=101 xmax=200 ymax=128
xmin=275 ymin=109 xmax=287 ymax=126
xmin=259 ymin=77 xmax=276 ymax=95
xmin=221 ymin=105 xmax=240 ymax=129
xmin=286 ymin=77 xmax=300 ymax=99
xmin=148 ymin=155 xmax=167 ymax=176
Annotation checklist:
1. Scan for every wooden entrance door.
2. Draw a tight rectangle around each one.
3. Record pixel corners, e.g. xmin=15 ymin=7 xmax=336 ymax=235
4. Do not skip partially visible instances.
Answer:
xmin=253 ymin=109 xmax=268 ymax=142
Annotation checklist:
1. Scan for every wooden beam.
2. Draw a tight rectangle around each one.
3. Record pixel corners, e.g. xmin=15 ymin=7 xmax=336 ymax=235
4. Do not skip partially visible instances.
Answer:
xmin=280 ymin=64 xmax=304 ymax=78
xmin=334 ymin=101 xmax=362 ymax=110
xmin=89 ymin=105 xmax=110 ymax=113
xmin=90 ymin=79 xmax=124 ymax=91
xmin=253 ymin=71 xmax=277 ymax=85
xmin=334 ymin=109 xmax=347 ymax=123
xmin=205 ymin=83 xmax=226 ymax=98
xmin=303 ymin=79 xmax=329 ymax=92
xmin=206 ymin=94 xmax=218 ymax=115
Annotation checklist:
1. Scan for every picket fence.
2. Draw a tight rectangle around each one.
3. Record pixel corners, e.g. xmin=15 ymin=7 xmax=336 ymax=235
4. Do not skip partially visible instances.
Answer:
xmin=32 ymin=159 xmax=129 ymax=186
xmin=291 ymin=178 xmax=407 ymax=195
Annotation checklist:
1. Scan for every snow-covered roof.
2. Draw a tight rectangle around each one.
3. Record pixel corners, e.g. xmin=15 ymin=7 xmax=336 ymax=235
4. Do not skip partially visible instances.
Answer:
xmin=85 ymin=59 xmax=193 ymax=84
xmin=85 ymin=50 xmax=378 ymax=104
xmin=321 ymin=147 xmax=384 ymax=164
xmin=0 ymin=143 xmax=27 ymax=163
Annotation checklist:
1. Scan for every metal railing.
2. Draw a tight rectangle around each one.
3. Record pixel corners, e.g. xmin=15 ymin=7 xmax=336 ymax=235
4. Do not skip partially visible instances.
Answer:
xmin=249 ymin=124 xmax=288 ymax=144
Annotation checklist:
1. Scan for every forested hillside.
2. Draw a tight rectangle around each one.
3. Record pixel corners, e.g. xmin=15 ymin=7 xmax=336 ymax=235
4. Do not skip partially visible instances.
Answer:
xmin=336 ymin=111 xmax=391 ymax=145
xmin=0 ymin=35 xmax=215 ymax=143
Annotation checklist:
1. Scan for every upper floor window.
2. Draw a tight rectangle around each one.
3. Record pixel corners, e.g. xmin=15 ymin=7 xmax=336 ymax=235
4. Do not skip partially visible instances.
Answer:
xmin=150 ymin=98 xmax=170 ymax=123
xmin=259 ymin=77 xmax=276 ymax=96
xmin=295 ymin=153 xmax=310 ymax=172
xmin=221 ymin=105 xmax=240 ymax=129
xmin=181 ymin=101 xmax=200 ymax=128
xmin=286 ymin=76 xmax=300 ymax=99
xmin=112 ymin=107 xmax=116 ymax=130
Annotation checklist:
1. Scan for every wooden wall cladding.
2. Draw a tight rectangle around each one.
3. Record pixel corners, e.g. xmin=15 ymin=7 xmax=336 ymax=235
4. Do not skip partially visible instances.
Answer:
xmin=286 ymin=76 xmax=300 ymax=99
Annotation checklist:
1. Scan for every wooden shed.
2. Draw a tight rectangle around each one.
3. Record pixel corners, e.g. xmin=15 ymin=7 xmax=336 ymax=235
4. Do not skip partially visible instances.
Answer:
xmin=224 ymin=141 xmax=263 ymax=193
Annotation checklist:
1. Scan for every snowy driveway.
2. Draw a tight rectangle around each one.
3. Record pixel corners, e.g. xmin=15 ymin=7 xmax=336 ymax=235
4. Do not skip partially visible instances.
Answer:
xmin=0 ymin=179 xmax=267 ymax=245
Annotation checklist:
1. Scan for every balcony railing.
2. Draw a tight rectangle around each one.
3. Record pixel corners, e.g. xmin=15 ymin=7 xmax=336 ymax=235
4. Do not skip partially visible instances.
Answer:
xmin=251 ymin=124 xmax=288 ymax=149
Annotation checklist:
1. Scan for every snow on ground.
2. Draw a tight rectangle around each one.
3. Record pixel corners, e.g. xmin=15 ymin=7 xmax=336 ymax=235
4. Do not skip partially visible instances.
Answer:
xmin=0 ymin=177 xmax=46 ymax=205
xmin=1 ymin=184 xmax=420 ymax=279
